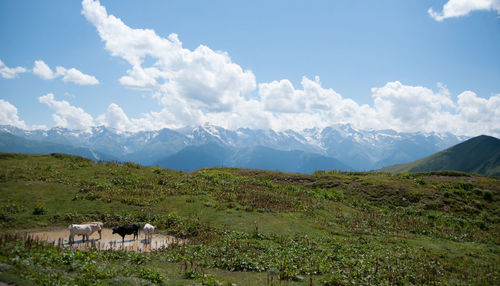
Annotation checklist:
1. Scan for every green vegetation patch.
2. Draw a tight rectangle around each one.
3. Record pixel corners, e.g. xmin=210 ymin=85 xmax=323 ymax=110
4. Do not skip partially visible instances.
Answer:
xmin=0 ymin=153 xmax=499 ymax=285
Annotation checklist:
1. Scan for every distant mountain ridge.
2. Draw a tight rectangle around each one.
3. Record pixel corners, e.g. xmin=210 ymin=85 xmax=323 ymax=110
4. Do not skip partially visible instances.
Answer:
xmin=155 ymin=143 xmax=351 ymax=173
xmin=381 ymin=135 xmax=500 ymax=176
xmin=0 ymin=124 xmax=468 ymax=172
xmin=0 ymin=132 xmax=116 ymax=162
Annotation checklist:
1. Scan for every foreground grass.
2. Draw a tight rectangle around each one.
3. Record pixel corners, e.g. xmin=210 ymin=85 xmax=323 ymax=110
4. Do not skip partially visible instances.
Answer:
xmin=0 ymin=153 xmax=499 ymax=285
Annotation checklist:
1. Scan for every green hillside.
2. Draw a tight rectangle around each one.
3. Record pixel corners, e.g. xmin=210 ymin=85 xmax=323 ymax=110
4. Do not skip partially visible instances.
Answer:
xmin=0 ymin=132 xmax=117 ymax=161
xmin=382 ymin=135 xmax=500 ymax=176
xmin=0 ymin=153 xmax=499 ymax=285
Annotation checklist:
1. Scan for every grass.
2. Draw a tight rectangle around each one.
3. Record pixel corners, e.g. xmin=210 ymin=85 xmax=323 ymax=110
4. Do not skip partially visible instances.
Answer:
xmin=0 ymin=152 xmax=499 ymax=285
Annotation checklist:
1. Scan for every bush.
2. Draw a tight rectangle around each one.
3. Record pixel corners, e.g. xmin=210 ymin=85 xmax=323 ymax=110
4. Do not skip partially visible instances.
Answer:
xmin=414 ymin=178 xmax=426 ymax=185
xmin=483 ymin=190 xmax=493 ymax=202
xmin=32 ymin=203 xmax=47 ymax=215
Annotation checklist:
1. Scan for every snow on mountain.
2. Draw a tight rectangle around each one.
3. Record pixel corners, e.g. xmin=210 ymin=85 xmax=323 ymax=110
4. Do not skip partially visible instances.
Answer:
xmin=0 ymin=124 xmax=468 ymax=170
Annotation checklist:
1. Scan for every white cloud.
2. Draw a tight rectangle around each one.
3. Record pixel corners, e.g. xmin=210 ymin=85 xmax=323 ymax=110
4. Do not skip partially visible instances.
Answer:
xmin=96 ymin=103 xmax=132 ymax=131
xmin=259 ymin=79 xmax=306 ymax=113
xmin=0 ymin=99 xmax=27 ymax=129
xmin=38 ymin=93 xmax=95 ymax=130
xmin=55 ymin=66 xmax=99 ymax=85
xmin=76 ymin=0 xmax=500 ymax=137
xmin=76 ymin=0 xmax=377 ymax=132
xmin=0 ymin=60 xmax=27 ymax=79
xmin=257 ymin=76 xmax=377 ymax=130
xmin=37 ymin=78 xmax=499 ymax=137
xmin=119 ymin=65 xmax=160 ymax=89
xmin=429 ymin=0 xmax=500 ymax=21
xmin=96 ymin=103 xmax=190 ymax=132
xmin=371 ymin=81 xmax=455 ymax=132
xmin=454 ymin=91 xmax=500 ymax=135
xmin=368 ymin=82 xmax=500 ymax=136
xmin=33 ymin=60 xmax=57 ymax=80
xmin=33 ymin=60 xmax=99 ymax=85
xmin=81 ymin=0 xmax=255 ymax=112
xmin=254 ymin=79 xmax=499 ymax=136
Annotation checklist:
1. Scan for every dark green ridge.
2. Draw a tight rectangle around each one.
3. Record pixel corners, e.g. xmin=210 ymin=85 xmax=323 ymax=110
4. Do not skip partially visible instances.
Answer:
xmin=382 ymin=135 xmax=500 ymax=176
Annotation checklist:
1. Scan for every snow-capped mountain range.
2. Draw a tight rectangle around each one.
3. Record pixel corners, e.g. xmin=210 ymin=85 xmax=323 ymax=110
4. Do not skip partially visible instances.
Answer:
xmin=0 ymin=124 xmax=467 ymax=171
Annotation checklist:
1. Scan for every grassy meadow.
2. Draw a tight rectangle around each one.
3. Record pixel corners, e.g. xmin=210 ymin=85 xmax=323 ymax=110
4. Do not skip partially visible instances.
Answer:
xmin=0 ymin=153 xmax=499 ymax=285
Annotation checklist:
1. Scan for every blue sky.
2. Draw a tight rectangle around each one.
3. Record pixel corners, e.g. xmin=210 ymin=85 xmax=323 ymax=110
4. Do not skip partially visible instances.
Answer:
xmin=0 ymin=0 xmax=499 ymax=136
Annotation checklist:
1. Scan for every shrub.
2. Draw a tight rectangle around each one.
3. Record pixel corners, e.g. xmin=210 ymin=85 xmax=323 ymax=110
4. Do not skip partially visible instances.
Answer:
xmin=152 ymin=167 xmax=163 ymax=175
xmin=32 ymin=203 xmax=47 ymax=215
xmin=483 ymin=190 xmax=493 ymax=202
xmin=124 ymin=162 xmax=141 ymax=169
xmin=414 ymin=178 xmax=426 ymax=185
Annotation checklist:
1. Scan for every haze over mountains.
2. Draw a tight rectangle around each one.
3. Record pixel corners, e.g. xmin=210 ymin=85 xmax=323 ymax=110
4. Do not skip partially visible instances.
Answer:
xmin=0 ymin=124 xmax=469 ymax=173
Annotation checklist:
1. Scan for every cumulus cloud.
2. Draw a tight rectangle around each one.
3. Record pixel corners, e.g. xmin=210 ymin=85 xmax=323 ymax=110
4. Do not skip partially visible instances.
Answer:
xmin=368 ymin=82 xmax=500 ymax=136
xmin=260 ymin=79 xmax=306 ymax=113
xmin=55 ymin=66 xmax=99 ymax=85
xmin=96 ymin=103 xmax=155 ymax=132
xmin=0 ymin=99 xmax=27 ymax=129
xmin=81 ymin=0 xmax=255 ymax=112
xmin=457 ymin=91 xmax=500 ymax=122
xmin=0 ymin=60 xmax=27 ymax=79
xmin=32 ymin=60 xmax=99 ymax=85
xmin=33 ymin=60 xmax=57 ymax=80
xmin=75 ymin=0 xmax=500 ymax=137
xmin=96 ymin=103 xmax=132 ymax=131
xmin=257 ymin=76 xmax=377 ymax=130
xmin=255 ymin=79 xmax=499 ymax=136
xmin=95 ymin=103 xmax=193 ymax=132
xmin=428 ymin=0 xmax=500 ymax=21
xmin=39 ymin=77 xmax=500 ymax=137
xmin=38 ymin=93 xmax=95 ymax=129
xmin=371 ymin=81 xmax=455 ymax=132
xmin=455 ymin=91 xmax=500 ymax=135
xmin=78 ymin=0 xmax=376 ymax=132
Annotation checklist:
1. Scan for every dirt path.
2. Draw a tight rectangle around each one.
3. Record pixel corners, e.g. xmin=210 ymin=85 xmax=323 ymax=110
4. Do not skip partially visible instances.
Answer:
xmin=29 ymin=228 xmax=184 ymax=252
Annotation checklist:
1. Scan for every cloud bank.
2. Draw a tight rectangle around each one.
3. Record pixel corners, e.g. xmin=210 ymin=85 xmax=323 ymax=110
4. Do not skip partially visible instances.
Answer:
xmin=75 ymin=0 xmax=500 ymax=137
xmin=429 ymin=0 xmax=500 ymax=21
xmin=29 ymin=80 xmax=500 ymax=138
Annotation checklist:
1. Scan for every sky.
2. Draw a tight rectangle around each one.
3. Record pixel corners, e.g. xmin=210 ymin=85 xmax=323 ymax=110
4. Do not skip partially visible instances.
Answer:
xmin=0 ymin=0 xmax=499 ymax=137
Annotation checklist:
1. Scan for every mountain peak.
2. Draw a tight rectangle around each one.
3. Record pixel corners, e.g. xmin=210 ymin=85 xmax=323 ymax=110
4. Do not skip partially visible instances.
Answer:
xmin=1 ymin=124 xmax=469 ymax=171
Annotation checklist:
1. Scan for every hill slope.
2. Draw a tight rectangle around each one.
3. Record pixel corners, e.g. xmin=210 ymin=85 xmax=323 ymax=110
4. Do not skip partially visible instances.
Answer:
xmin=154 ymin=143 xmax=235 ymax=171
xmin=382 ymin=135 xmax=500 ymax=176
xmin=230 ymin=145 xmax=351 ymax=173
xmin=0 ymin=153 xmax=499 ymax=284
xmin=0 ymin=132 xmax=116 ymax=161
xmin=154 ymin=143 xmax=351 ymax=173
